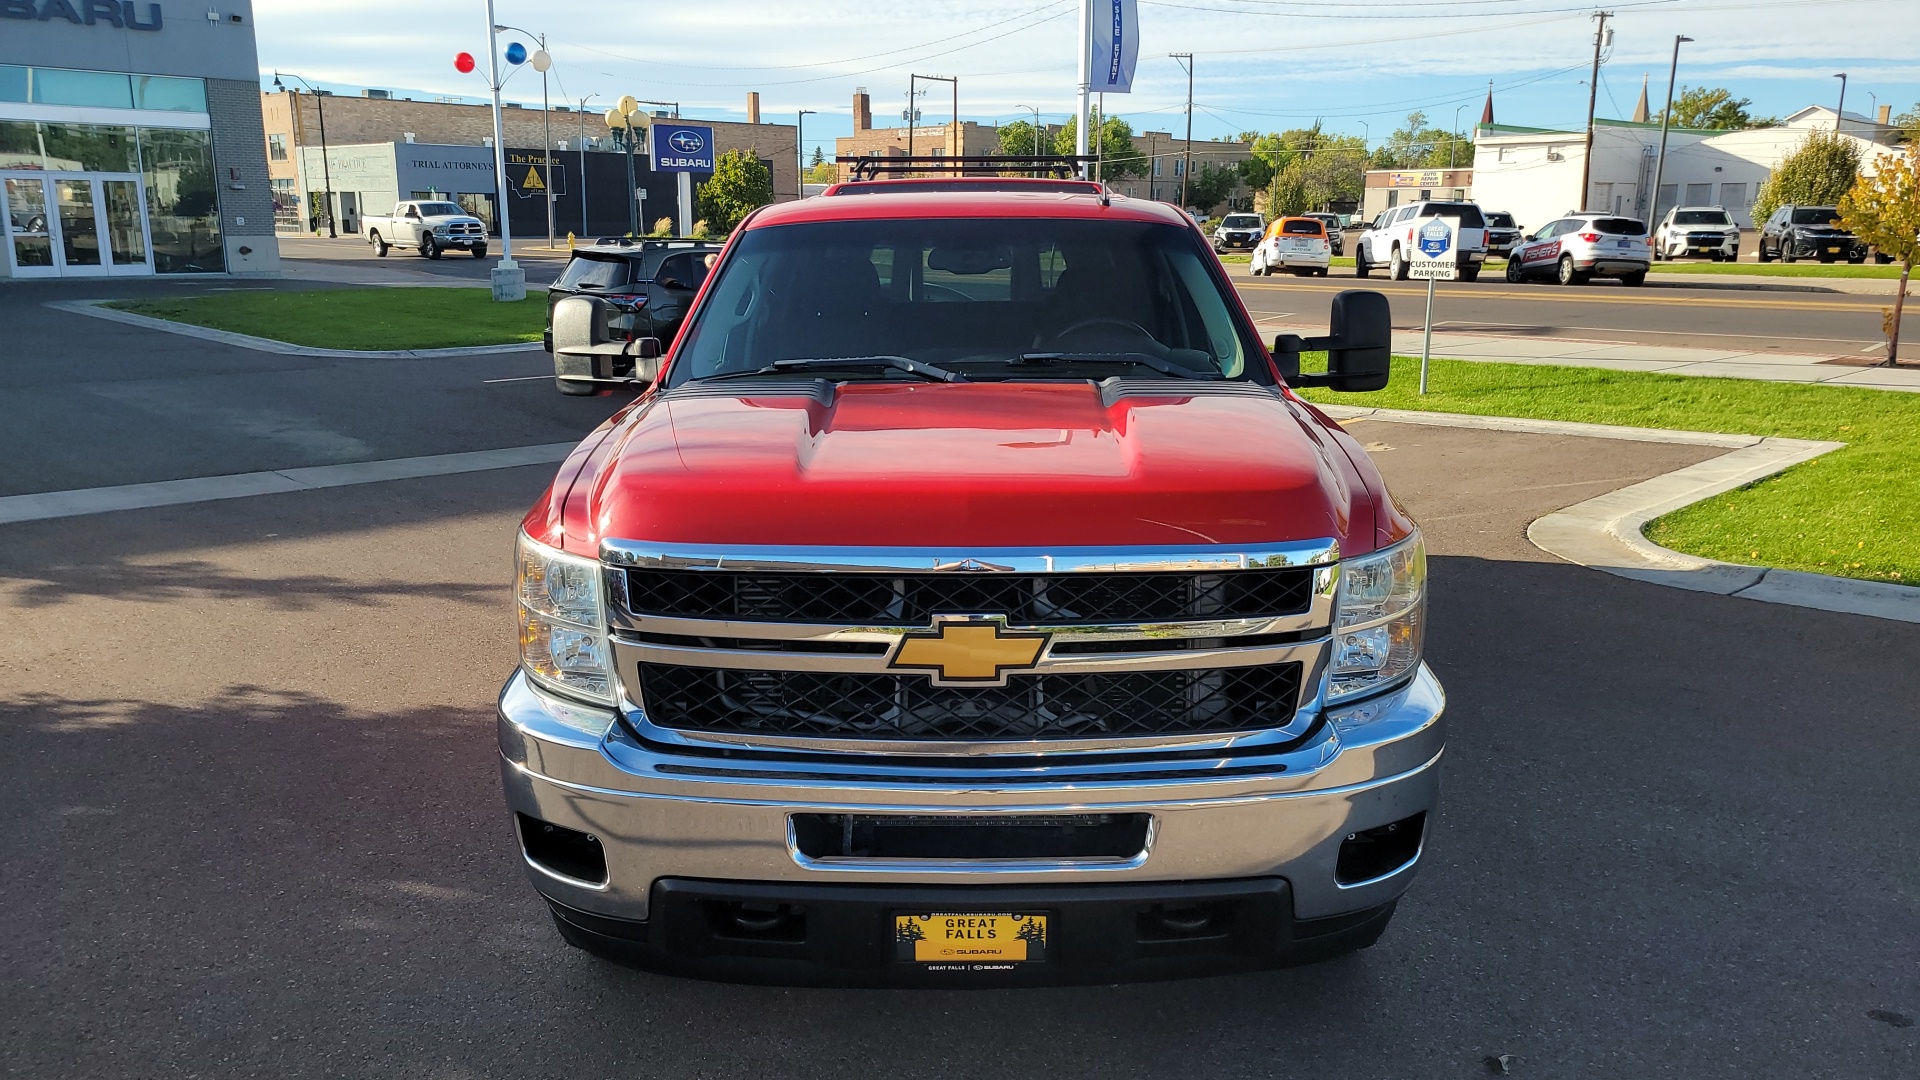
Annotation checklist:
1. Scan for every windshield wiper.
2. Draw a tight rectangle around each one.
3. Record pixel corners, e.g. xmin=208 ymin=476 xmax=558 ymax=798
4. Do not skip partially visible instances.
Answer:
xmin=1008 ymin=351 xmax=1210 ymax=379
xmin=702 ymin=355 xmax=966 ymax=383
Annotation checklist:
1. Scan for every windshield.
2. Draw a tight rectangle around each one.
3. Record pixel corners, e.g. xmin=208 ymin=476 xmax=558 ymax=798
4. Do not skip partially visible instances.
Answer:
xmin=556 ymin=253 xmax=632 ymax=290
xmin=415 ymin=202 xmax=464 ymax=217
xmin=667 ymin=218 xmax=1262 ymax=386
xmin=1790 ymin=208 xmax=1841 ymax=226
xmin=1222 ymin=215 xmax=1262 ymax=229
xmin=1420 ymin=202 xmax=1486 ymax=228
xmin=1485 ymin=212 xmax=1516 ymax=228
xmin=1673 ymin=210 xmax=1731 ymax=226
xmin=1589 ymin=217 xmax=1647 ymax=236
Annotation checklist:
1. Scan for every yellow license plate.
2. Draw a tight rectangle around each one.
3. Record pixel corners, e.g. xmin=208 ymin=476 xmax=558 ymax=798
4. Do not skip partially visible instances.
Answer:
xmin=895 ymin=912 xmax=1048 ymax=964
xmin=1827 ymin=246 xmax=1841 ymax=253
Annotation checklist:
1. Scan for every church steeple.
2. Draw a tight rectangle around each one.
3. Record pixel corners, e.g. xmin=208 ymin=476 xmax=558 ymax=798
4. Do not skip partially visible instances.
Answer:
xmin=1632 ymin=73 xmax=1651 ymax=123
xmin=1481 ymin=80 xmax=1494 ymax=126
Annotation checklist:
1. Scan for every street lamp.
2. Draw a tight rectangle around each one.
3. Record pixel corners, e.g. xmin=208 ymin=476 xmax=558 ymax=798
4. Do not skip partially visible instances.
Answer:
xmin=605 ymin=96 xmax=644 ymax=236
xmin=797 ymin=109 xmax=816 ymax=197
xmin=574 ymin=92 xmax=596 ymax=237
xmin=1451 ymin=103 xmax=1466 ymax=169
xmin=1171 ymin=53 xmax=1194 ymax=210
xmin=272 ymin=71 xmax=334 ymax=238
xmin=1358 ymin=120 xmax=1369 ymax=149
xmin=1650 ymin=35 xmax=1693 ymax=235
xmin=471 ymin=0 xmax=525 ymax=301
xmin=1834 ymin=73 xmax=1848 ymax=132
xmin=1016 ymin=104 xmax=1043 ymax=160
xmin=494 ymin=23 xmax=555 ymax=248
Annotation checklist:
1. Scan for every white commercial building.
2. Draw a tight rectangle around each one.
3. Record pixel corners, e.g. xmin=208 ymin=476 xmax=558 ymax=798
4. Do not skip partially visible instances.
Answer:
xmin=1471 ymin=106 xmax=1903 ymax=235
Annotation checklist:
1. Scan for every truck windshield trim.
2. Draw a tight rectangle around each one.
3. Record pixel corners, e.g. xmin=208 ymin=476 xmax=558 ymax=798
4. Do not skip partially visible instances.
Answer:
xmin=665 ymin=217 xmax=1268 ymax=387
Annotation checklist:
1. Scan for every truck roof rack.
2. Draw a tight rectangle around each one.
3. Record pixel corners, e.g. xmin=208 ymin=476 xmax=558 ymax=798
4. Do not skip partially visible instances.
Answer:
xmin=835 ymin=154 xmax=1097 ymax=181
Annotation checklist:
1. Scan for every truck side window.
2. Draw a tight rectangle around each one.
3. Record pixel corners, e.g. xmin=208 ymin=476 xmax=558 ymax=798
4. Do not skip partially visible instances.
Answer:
xmin=404 ymin=205 xmax=420 ymax=219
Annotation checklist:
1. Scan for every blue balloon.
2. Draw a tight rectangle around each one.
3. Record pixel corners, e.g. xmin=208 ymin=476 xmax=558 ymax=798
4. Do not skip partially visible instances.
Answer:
xmin=505 ymin=42 xmax=527 ymax=65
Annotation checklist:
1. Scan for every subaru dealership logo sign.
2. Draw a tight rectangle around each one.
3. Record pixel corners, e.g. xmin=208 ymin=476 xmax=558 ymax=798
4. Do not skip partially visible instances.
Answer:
xmin=652 ymin=124 xmax=715 ymax=173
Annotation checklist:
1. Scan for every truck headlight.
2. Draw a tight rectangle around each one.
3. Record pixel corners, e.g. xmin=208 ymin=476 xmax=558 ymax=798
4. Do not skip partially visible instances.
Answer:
xmin=516 ymin=531 xmax=615 ymax=706
xmin=1329 ymin=532 xmax=1425 ymax=702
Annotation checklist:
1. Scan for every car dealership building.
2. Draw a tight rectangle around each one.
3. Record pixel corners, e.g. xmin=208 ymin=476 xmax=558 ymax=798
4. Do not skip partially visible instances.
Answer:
xmin=0 ymin=0 xmax=276 ymax=278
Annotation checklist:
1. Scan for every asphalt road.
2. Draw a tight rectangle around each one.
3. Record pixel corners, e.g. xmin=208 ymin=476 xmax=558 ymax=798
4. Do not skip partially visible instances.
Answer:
xmin=1231 ymin=269 xmax=1914 ymax=362
xmin=2 ymin=325 xmax=1916 ymax=1077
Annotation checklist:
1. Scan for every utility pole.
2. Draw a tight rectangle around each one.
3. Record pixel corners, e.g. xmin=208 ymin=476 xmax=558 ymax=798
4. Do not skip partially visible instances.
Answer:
xmin=1578 ymin=10 xmax=1613 ymax=213
xmin=1172 ymin=52 xmax=1193 ymax=209
xmin=797 ymin=109 xmax=815 ymax=197
xmin=1649 ymin=35 xmax=1692 ymax=235
xmin=1075 ymin=0 xmax=1091 ymax=177
xmin=910 ymin=74 xmax=957 ymax=175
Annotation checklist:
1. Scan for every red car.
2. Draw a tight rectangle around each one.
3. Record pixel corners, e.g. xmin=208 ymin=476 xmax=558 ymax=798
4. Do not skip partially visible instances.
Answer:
xmin=507 ymin=171 xmax=1445 ymax=986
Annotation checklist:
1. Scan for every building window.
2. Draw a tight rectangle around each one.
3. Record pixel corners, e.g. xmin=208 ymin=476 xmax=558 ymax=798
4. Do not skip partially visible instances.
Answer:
xmin=141 ymin=126 xmax=224 ymax=272
xmin=267 ymin=133 xmax=288 ymax=161
xmin=1684 ymin=183 xmax=1712 ymax=205
xmin=1720 ymin=182 xmax=1748 ymax=207
xmin=1173 ymin=158 xmax=1183 ymax=176
xmin=1153 ymin=157 xmax=1162 ymax=176
xmin=272 ymin=178 xmax=300 ymax=228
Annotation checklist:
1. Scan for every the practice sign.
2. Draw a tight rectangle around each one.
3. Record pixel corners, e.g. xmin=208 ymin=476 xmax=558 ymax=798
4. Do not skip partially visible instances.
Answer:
xmin=651 ymin=124 xmax=715 ymax=173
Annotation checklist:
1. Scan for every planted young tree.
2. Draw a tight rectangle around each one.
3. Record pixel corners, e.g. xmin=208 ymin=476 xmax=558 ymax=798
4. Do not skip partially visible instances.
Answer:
xmin=1838 ymin=148 xmax=1920 ymax=366
xmin=696 ymin=148 xmax=774 ymax=233
xmin=1753 ymin=129 xmax=1863 ymax=223
xmin=1267 ymin=164 xmax=1310 ymax=217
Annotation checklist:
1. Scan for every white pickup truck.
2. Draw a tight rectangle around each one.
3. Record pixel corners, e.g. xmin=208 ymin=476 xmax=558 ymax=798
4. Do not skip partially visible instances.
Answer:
xmin=362 ymin=200 xmax=489 ymax=259
xmin=1355 ymin=201 xmax=1488 ymax=282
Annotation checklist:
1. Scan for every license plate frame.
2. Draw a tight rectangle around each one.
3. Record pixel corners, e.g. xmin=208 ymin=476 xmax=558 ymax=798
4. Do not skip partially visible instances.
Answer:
xmin=894 ymin=911 xmax=1049 ymax=967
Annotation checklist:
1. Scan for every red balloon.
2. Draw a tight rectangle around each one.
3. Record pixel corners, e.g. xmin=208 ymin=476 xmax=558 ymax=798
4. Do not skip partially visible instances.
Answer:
xmin=454 ymin=52 xmax=475 ymax=74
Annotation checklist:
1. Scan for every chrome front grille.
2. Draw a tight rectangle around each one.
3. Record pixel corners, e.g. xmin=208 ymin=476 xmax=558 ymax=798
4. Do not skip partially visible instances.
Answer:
xmin=602 ymin=541 xmax=1339 ymax=751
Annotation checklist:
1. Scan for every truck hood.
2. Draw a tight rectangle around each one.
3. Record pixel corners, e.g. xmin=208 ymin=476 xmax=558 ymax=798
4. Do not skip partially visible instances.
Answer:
xmin=575 ymin=380 xmax=1361 ymax=550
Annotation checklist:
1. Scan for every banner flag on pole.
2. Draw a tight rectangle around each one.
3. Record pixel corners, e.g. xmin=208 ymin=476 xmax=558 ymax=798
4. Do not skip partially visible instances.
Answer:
xmin=1089 ymin=0 xmax=1138 ymax=93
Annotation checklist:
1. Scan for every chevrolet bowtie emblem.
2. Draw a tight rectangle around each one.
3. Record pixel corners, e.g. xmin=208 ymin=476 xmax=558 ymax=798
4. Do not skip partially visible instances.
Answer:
xmin=888 ymin=618 xmax=1050 ymax=687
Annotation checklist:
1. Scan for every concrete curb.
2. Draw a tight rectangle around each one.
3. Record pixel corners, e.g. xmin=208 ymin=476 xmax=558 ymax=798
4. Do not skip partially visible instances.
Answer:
xmin=1326 ymin=405 xmax=1917 ymax=624
xmin=46 ymin=300 xmax=543 ymax=359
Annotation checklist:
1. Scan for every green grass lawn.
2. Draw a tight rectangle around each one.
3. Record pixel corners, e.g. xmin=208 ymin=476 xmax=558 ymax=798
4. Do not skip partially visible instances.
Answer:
xmin=111 ymin=288 xmax=547 ymax=351
xmin=1649 ymin=261 xmax=1907 ymax=279
xmin=1295 ymin=356 xmax=1917 ymax=587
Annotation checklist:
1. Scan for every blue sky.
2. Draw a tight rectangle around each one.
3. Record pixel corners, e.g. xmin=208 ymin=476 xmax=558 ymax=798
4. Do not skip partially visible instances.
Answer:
xmin=256 ymin=0 xmax=1919 ymax=156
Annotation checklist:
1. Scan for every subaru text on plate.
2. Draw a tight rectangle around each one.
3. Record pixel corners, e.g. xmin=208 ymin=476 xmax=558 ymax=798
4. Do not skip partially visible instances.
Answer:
xmin=502 ymin=159 xmax=1446 ymax=987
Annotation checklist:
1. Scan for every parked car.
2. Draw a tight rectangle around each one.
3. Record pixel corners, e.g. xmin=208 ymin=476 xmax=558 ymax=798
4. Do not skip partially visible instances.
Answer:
xmin=1301 ymin=212 xmax=1344 ymax=256
xmin=1653 ymin=206 xmax=1739 ymax=261
xmin=1505 ymin=213 xmax=1651 ymax=286
xmin=361 ymin=200 xmax=487 ymax=259
xmin=1355 ymin=201 xmax=1488 ymax=281
xmin=505 ymin=174 xmax=1444 ymax=986
xmin=1756 ymin=205 xmax=1867 ymax=264
xmin=544 ymin=238 xmax=723 ymax=394
xmin=1482 ymin=211 xmax=1522 ymax=258
xmin=1251 ymin=216 xmax=1332 ymax=276
xmin=1211 ymin=212 xmax=1265 ymax=253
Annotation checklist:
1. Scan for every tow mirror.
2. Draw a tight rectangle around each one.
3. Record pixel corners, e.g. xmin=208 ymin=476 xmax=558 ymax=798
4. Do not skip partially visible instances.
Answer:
xmin=1271 ymin=289 xmax=1392 ymax=393
xmin=552 ymin=295 xmax=663 ymax=389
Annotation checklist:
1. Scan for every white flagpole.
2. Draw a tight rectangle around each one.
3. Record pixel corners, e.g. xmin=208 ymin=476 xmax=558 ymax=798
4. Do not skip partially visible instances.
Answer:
xmin=1075 ymin=0 xmax=1092 ymax=175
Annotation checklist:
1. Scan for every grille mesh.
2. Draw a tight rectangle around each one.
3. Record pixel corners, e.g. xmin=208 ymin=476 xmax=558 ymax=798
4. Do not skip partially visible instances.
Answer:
xmin=636 ymin=662 xmax=1303 ymax=741
xmin=622 ymin=568 xmax=1314 ymax=626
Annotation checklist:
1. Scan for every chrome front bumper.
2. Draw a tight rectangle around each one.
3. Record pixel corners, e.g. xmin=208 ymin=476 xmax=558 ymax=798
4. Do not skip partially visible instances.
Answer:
xmin=497 ymin=664 xmax=1446 ymax=923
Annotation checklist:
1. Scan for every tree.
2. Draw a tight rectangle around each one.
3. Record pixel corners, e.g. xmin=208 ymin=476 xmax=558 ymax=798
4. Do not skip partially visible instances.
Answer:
xmin=1660 ymin=86 xmax=1776 ymax=130
xmin=1839 ymin=147 xmax=1920 ymax=366
xmin=808 ymin=145 xmax=826 ymax=168
xmin=1753 ymin=129 xmax=1863 ymax=223
xmin=995 ymin=119 xmax=1045 ymax=159
xmin=1051 ymin=110 xmax=1147 ymax=178
xmin=696 ymin=148 xmax=774 ymax=232
xmin=1184 ymin=163 xmax=1239 ymax=214
xmin=1892 ymin=104 xmax=1920 ymax=146
xmin=1267 ymin=163 xmax=1309 ymax=217
xmin=804 ymin=160 xmax=839 ymax=185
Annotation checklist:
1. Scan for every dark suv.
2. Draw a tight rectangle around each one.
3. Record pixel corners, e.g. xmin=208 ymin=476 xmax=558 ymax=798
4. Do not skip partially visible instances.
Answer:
xmin=1757 ymin=205 xmax=1866 ymax=264
xmin=544 ymin=239 xmax=724 ymax=392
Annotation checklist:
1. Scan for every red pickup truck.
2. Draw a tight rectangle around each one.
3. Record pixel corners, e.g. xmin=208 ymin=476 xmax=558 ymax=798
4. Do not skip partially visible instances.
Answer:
xmin=504 ymin=173 xmax=1445 ymax=986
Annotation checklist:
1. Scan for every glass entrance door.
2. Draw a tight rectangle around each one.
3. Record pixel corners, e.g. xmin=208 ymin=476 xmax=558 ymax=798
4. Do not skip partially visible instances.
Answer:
xmin=0 ymin=173 xmax=153 ymax=277
xmin=3 ymin=177 xmax=58 ymax=277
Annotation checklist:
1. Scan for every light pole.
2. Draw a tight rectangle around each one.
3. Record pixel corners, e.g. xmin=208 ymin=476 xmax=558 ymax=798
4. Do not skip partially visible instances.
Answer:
xmin=1171 ymin=53 xmax=1193 ymax=210
xmin=605 ymin=96 xmax=643 ymax=236
xmin=1451 ymin=103 xmax=1466 ymax=169
xmin=1833 ymin=73 xmax=1848 ymax=132
xmin=1358 ymin=120 xmax=1369 ymax=149
xmin=1016 ymin=104 xmax=1043 ymax=166
xmin=574 ymin=92 xmax=595 ymax=237
xmin=494 ymin=24 xmax=554 ymax=248
xmin=1649 ymin=35 xmax=1692 ymax=238
xmin=1075 ymin=0 xmax=1091 ymax=177
xmin=797 ymin=109 xmax=815 ymax=196
xmin=478 ymin=0 xmax=524 ymax=301
xmin=272 ymin=72 xmax=333 ymax=237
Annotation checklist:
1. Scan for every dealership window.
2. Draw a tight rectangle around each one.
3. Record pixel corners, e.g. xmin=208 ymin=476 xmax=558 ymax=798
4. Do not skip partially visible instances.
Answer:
xmin=0 ymin=120 xmax=138 ymax=172
xmin=0 ymin=65 xmax=205 ymax=112
xmin=268 ymin=133 xmax=288 ymax=161
xmin=141 ymin=127 xmax=224 ymax=272
xmin=131 ymin=76 xmax=207 ymax=112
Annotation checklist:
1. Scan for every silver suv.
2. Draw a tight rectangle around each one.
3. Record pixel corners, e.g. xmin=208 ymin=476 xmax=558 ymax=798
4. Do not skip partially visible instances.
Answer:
xmin=1505 ymin=213 xmax=1651 ymax=286
xmin=1211 ymin=212 xmax=1265 ymax=253
xmin=1653 ymin=206 xmax=1738 ymax=261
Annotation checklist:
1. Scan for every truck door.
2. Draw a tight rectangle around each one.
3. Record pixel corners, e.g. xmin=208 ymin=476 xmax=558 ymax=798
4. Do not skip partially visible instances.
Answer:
xmin=647 ymin=251 xmax=715 ymax=344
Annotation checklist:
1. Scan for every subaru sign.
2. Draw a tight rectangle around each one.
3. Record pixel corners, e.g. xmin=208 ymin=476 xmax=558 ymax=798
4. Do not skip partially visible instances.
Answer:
xmin=651 ymin=124 xmax=715 ymax=173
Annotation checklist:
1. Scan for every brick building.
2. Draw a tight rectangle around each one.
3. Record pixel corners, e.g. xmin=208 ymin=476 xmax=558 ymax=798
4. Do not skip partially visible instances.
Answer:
xmin=833 ymin=89 xmax=1000 ymax=179
xmin=262 ymin=89 xmax=799 ymax=235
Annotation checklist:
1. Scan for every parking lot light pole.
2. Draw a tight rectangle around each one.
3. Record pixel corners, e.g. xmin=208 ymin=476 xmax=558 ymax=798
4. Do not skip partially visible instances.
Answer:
xmin=1650 ymin=35 xmax=1692 ymax=239
xmin=797 ymin=109 xmax=815 ymax=196
xmin=1833 ymin=73 xmax=1847 ymax=132
xmin=480 ymin=0 xmax=525 ymax=301
xmin=494 ymin=24 xmax=554 ymax=248
xmin=273 ymin=72 xmax=334 ymax=238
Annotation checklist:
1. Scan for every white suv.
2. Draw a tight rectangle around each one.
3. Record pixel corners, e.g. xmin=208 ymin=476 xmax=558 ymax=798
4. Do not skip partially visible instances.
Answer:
xmin=1653 ymin=206 xmax=1739 ymax=261
xmin=1505 ymin=213 xmax=1651 ymax=286
xmin=1356 ymin=201 xmax=1489 ymax=282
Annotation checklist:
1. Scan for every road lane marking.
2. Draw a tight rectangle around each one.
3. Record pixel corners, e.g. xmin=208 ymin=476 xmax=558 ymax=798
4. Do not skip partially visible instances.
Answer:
xmin=0 ymin=443 xmax=577 ymax=526
xmin=1233 ymin=280 xmax=1885 ymax=312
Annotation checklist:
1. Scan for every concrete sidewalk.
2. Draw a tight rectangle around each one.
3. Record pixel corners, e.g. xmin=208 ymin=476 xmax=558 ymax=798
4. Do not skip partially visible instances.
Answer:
xmin=1384 ymin=328 xmax=1920 ymax=392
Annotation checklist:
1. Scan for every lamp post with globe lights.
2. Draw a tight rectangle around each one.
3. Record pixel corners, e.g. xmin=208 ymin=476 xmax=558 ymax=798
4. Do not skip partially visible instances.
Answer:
xmin=495 ymin=25 xmax=554 ymax=247
xmin=605 ymin=97 xmax=645 ymax=236
xmin=450 ymin=1 xmax=525 ymax=300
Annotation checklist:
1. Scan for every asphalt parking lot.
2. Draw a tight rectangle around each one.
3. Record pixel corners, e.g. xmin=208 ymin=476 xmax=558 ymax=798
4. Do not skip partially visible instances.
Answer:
xmin=2 ymin=293 xmax=1916 ymax=1079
